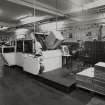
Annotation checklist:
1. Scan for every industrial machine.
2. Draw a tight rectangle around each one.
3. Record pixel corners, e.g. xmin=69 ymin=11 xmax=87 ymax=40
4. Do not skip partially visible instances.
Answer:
xmin=2 ymin=31 xmax=64 ymax=74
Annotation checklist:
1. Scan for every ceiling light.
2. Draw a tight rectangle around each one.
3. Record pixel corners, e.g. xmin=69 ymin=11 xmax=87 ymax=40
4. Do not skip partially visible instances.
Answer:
xmin=20 ymin=16 xmax=51 ymax=24
xmin=16 ymin=15 xmax=29 ymax=20
xmin=0 ymin=26 xmax=8 ymax=30
xmin=16 ymin=13 xmax=32 ymax=20
xmin=21 ymin=16 xmax=36 ymax=22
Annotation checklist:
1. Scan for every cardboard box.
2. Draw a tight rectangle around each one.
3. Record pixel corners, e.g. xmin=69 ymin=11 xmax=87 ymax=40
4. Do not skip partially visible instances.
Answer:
xmin=76 ymin=68 xmax=94 ymax=89
xmin=76 ymin=81 xmax=94 ymax=91
xmin=93 ymin=78 xmax=105 ymax=88
xmin=95 ymin=62 xmax=105 ymax=72
xmin=94 ymin=62 xmax=105 ymax=81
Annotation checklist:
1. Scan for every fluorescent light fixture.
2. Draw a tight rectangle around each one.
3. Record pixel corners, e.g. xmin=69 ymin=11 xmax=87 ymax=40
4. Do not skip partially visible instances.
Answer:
xmin=16 ymin=15 xmax=29 ymax=20
xmin=20 ymin=16 xmax=51 ymax=24
xmin=0 ymin=26 xmax=8 ymax=30
xmin=21 ymin=16 xmax=36 ymax=22
xmin=16 ymin=13 xmax=32 ymax=20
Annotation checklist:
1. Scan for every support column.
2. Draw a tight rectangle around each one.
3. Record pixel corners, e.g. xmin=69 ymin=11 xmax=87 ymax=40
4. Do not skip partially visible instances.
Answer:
xmin=98 ymin=25 xmax=103 ymax=41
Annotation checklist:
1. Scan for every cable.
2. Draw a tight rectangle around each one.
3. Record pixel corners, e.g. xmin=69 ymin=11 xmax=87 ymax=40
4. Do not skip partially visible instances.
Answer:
xmin=56 ymin=0 xmax=58 ymax=31
xmin=32 ymin=0 xmax=35 ymax=33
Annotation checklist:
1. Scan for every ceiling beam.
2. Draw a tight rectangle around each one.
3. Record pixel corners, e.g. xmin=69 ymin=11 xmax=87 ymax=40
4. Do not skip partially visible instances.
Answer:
xmin=66 ymin=0 xmax=105 ymax=14
xmin=7 ymin=0 xmax=64 ymax=16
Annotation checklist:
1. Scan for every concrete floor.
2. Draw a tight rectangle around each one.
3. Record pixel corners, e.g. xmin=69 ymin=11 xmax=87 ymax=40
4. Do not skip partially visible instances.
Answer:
xmin=0 ymin=66 xmax=105 ymax=105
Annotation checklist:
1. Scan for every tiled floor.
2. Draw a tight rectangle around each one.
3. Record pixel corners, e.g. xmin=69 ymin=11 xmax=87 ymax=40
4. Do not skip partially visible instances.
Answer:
xmin=0 ymin=66 xmax=104 ymax=105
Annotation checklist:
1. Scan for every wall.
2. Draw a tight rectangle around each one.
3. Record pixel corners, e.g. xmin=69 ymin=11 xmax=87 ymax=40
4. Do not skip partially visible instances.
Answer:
xmin=40 ymin=20 xmax=101 ymax=42
xmin=0 ymin=31 xmax=15 ymax=42
xmin=62 ymin=22 xmax=100 ymax=42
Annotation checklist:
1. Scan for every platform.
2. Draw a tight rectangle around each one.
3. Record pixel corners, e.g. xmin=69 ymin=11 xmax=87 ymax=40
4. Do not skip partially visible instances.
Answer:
xmin=35 ymin=68 xmax=76 ymax=93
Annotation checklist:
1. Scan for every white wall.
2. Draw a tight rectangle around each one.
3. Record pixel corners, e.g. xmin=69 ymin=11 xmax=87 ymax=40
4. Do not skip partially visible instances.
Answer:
xmin=40 ymin=20 xmax=101 ymax=42
xmin=62 ymin=22 xmax=99 ymax=42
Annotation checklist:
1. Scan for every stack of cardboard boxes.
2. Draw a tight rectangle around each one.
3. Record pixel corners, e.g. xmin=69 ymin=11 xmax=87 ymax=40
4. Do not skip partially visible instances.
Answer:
xmin=76 ymin=67 xmax=94 ymax=91
xmin=76 ymin=62 xmax=105 ymax=95
xmin=94 ymin=62 xmax=105 ymax=95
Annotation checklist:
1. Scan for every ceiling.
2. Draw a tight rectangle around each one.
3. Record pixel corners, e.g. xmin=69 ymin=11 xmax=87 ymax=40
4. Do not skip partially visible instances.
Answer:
xmin=0 ymin=0 xmax=54 ymax=27
xmin=36 ymin=0 xmax=98 ymax=12
xmin=0 ymin=0 xmax=105 ymax=27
